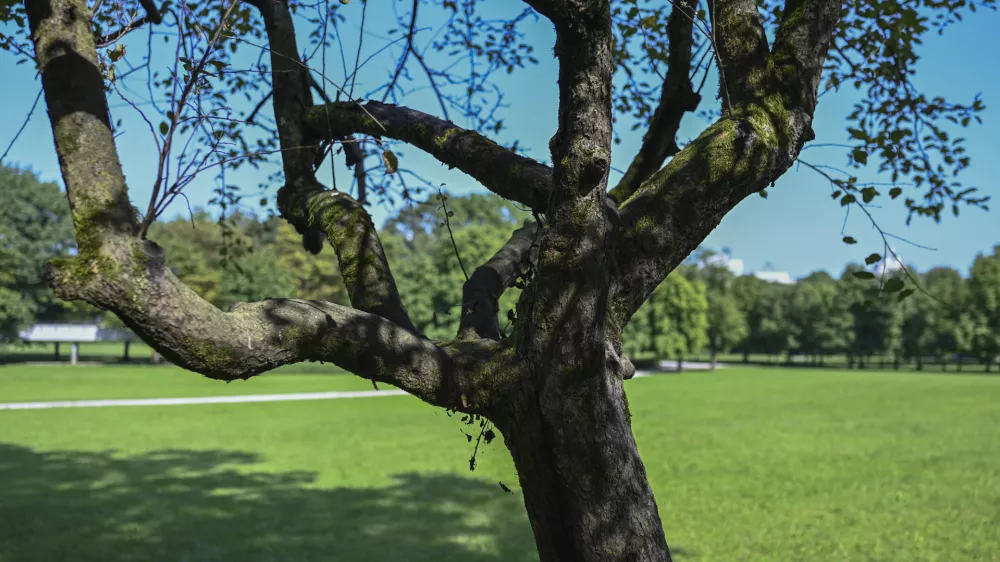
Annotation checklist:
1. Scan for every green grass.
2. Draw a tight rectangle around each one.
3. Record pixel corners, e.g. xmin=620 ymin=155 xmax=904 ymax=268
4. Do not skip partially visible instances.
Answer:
xmin=0 ymin=365 xmax=998 ymax=561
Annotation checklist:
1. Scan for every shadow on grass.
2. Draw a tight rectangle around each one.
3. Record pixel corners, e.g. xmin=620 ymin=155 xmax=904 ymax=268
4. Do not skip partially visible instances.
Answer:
xmin=0 ymin=444 xmax=539 ymax=562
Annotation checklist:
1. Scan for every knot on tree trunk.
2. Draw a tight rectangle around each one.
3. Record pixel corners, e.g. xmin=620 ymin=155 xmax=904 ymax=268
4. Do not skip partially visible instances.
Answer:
xmin=605 ymin=340 xmax=636 ymax=380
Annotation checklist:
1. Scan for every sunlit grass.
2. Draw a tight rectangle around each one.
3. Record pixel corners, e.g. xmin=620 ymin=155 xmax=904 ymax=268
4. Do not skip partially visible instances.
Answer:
xmin=0 ymin=365 xmax=997 ymax=561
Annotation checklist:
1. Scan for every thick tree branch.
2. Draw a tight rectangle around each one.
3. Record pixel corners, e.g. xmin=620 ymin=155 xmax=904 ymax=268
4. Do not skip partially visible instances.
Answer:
xmin=251 ymin=0 xmax=415 ymax=331
xmin=44 ymin=236 xmax=510 ymax=410
xmin=609 ymin=0 xmax=842 ymax=334
xmin=304 ymin=101 xmax=553 ymax=212
xmin=608 ymin=3 xmax=701 ymax=205
xmin=459 ymin=221 xmax=539 ymax=340
xmin=710 ymin=0 xmax=771 ymax=107
xmin=772 ymin=0 xmax=844 ymax=113
xmin=278 ymin=183 xmax=417 ymax=332
xmin=26 ymin=0 xmax=138 ymax=247
xmin=27 ymin=0 xmax=492 ymax=407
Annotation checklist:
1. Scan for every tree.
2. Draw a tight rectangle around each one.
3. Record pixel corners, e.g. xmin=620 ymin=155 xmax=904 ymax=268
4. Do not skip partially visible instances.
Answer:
xmin=731 ymin=274 xmax=766 ymax=362
xmin=622 ymin=270 xmax=709 ymax=369
xmin=9 ymin=0 xmax=992 ymax=558
xmin=968 ymin=246 xmax=1000 ymax=371
xmin=840 ymin=264 xmax=904 ymax=369
xmin=747 ymin=281 xmax=795 ymax=362
xmin=921 ymin=267 xmax=975 ymax=370
xmin=656 ymin=271 xmax=709 ymax=370
xmin=0 ymin=165 xmax=75 ymax=341
xmin=687 ymin=253 xmax=746 ymax=368
xmin=799 ymin=271 xmax=853 ymax=363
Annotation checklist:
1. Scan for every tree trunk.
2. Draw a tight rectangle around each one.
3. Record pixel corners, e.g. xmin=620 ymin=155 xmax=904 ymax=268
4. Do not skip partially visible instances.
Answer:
xmin=957 ymin=356 xmax=963 ymax=372
xmin=123 ymin=341 xmax=131 ymax=362
xmin=917 ymin=357 xmax=923 ymax=371
xmin=742 ymin=350 xmax=749 ymax=364
xmin=710 ymin=345 xmax=717 ymax=370
xmin=893 ymin=354 xmax=900 ymax=370
xmin=676 ymin=357 xmax=683 ymax=372
xmin=54 ymin=342 xmax=60 ymax=360
xmin=500 ymin=377 xmax=671 ymax=562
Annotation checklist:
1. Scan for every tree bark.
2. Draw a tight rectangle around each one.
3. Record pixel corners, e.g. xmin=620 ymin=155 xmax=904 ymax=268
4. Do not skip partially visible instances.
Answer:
xmin=498 ymin=374 xmax=670 ymax=562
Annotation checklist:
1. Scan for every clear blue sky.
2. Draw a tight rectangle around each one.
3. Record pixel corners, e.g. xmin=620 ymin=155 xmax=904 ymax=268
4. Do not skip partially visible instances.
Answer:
xmin=1 ymin=3 xmax=996 ymax=279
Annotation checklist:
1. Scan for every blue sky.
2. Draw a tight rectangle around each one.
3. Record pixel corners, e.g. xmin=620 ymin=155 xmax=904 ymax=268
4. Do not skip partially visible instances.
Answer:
xmin=1 ymin=2 xmax=997 ymax=279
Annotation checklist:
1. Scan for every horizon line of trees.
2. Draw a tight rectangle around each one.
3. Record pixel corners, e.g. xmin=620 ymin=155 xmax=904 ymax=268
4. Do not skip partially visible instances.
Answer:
xmin=3 ymin=165 xmax=998 ymax=371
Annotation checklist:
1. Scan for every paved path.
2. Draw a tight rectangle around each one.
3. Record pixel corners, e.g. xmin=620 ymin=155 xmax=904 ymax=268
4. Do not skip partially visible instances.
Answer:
xmin=2 ymin=362 xmax=727 ymax=410
xmin=0 ymin=389 xmax=408 ymax=411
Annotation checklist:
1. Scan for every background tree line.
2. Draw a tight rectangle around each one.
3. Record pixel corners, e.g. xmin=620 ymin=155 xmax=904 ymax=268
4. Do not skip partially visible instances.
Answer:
xmin=3 ymin=165 xmax=998 ymax=371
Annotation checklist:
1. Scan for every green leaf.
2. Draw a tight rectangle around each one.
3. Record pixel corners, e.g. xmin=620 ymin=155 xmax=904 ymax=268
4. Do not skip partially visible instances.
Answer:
xmin=159 ymin=122 xmax=169 ymax=135
xmin=843 ymin=236 xmax=857 ymax=244
xmin=897 ymin=288 xmax=915 ymax=302
xmin=861 ymin=187 xmax=878 ymax=204
xmin=883 ymin=278 xmax=904 ymax=293
xmin=758 ymin=189 xmax=768 ymax=199
xmin=865 ymin=253 xmax=882 ymax=265
xmin=840 ymin=194 xmax=856 ymax=206
xmin=853 ymin=271 xmax=875 ymax=280
xmin=852 ymin=148 xmax=868 ymax=165
xmin=889 ymin=187 xmax=902 ymax=199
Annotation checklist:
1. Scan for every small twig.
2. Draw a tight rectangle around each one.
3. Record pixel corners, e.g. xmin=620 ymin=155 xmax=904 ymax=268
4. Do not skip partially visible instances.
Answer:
xmin=246 ymin=90 xmax=273 ymax=124
xmin=142 ymin=0 xmax=241 ymax=237
xmin=0 ymin=89 xmax=42 ymax=165
xmin=798 ymin=158 xmax=952 ymax=309
xmin=438 ymin=187 xmax=469 ymax=281
xmin=96 ymin=14 xmax=154 ymax=47
xmin=348 ymin=0 xmax=368 ymax=98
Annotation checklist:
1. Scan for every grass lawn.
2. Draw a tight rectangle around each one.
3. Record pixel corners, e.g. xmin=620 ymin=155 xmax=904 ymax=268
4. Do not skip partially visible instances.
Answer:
xmin=0 ymin=365 xmax=998 ymax=561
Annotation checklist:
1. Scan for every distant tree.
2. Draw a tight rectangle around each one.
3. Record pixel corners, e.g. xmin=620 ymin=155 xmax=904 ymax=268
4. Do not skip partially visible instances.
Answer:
xmin=804 ymin=272 xmax=854 ymax=363
xmin=745 ymin=280 xmax=794 ymax=363
xmin=0 ymin=166 xmax=76 ymax=341
xmin=731 ymin=274 xmax=764 ymax=362
xmin=968 ymin=246 xmax=1000 ymax=371
xmin=687 ymin=252 xmax=746 ymax=369
xmin=623 ymin=270 xmax=708 ymax=370
xmin=274 ymin=221 xmax=349 ymax=306
xmin=922 ymin=267 xmax=975 ymax=371
xmin=840 ymin=264 xmax=903 ymax=369
xmin=786 ymin=277 xmax=824 ymax=361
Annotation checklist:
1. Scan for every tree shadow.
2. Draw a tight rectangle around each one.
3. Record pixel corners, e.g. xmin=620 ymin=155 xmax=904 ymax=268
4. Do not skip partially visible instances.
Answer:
xmin=0 ymin=444 xmax=539 ymax=562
